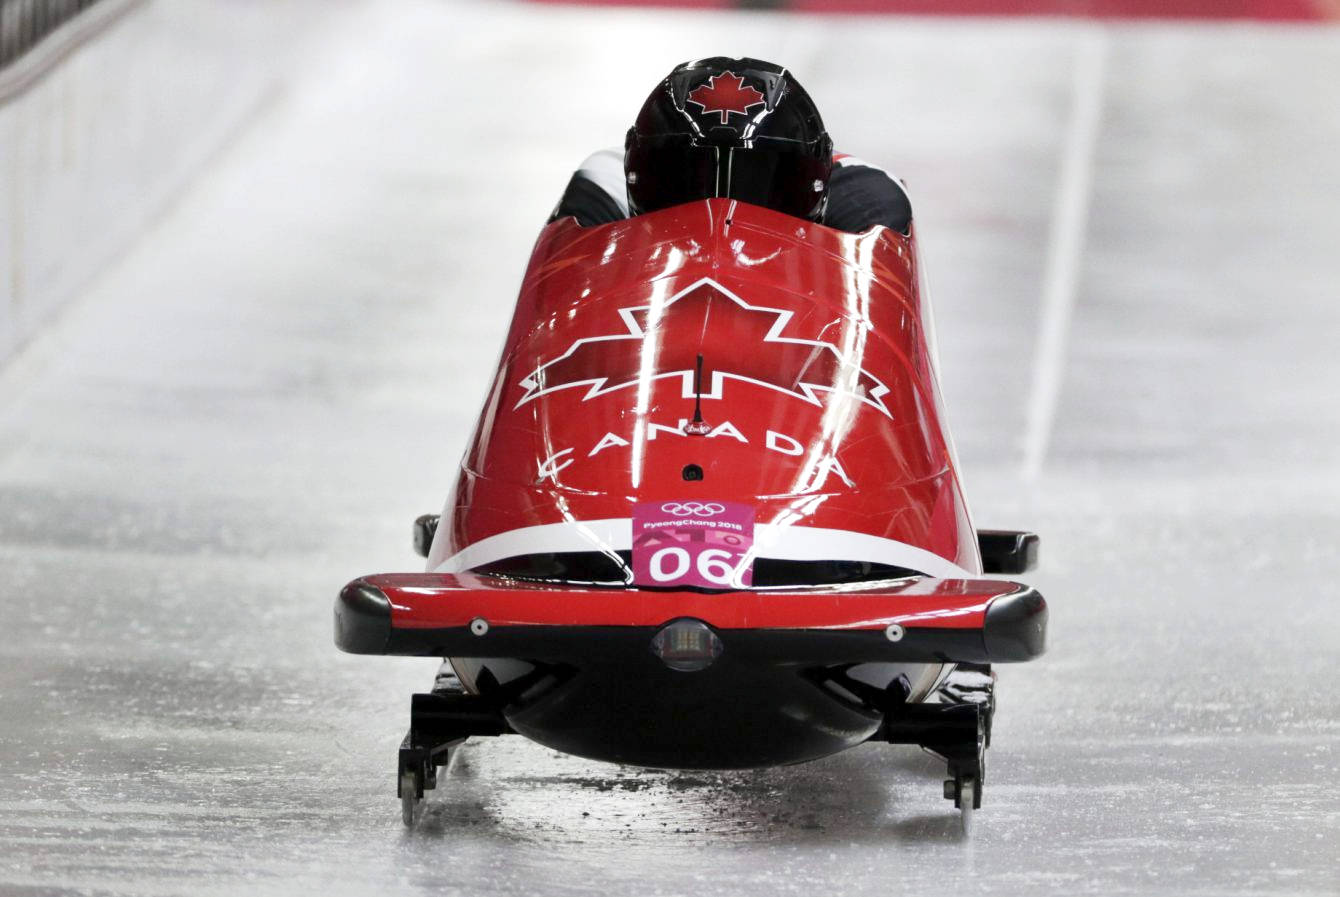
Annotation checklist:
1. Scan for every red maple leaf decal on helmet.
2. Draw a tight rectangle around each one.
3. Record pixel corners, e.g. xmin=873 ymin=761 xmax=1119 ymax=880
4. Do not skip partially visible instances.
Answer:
xmin=686 ymin=72 xmax=765 ymax=125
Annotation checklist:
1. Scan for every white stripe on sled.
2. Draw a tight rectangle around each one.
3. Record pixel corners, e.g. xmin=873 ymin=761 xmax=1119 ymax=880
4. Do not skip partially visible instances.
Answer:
xmin=435 ymin=519 xmax=974 ymax=579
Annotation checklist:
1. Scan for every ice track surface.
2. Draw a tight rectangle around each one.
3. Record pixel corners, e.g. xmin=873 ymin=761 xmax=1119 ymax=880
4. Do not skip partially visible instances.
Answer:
xmin=2 ymin=2 xmax=1339 ymax=894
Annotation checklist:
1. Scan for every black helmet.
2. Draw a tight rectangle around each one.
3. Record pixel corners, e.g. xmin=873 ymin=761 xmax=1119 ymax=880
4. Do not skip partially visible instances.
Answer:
xmin=625 ymin=57 xmax=834 ymax=221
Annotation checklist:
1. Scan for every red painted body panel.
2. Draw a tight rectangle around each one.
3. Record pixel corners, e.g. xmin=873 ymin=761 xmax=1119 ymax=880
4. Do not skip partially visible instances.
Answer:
xmin=435 ymin=199 xmax=980 ymax=577
xmin=367 ymin=572 xmax=1023 ymax=631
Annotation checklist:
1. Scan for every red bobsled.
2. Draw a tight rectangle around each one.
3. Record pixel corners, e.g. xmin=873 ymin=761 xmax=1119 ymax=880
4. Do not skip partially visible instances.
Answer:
xmin=336 ymin=198 xmax=1047 ymax=830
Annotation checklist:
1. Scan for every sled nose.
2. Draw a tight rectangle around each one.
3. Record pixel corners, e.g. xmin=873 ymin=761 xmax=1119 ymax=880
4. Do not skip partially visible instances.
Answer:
xmin=334 ymin=572 xmax=1047 ymax=663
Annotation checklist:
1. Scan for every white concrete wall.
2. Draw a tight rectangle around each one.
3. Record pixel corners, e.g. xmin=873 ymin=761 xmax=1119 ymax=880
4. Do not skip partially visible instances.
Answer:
xmin=0 ymin=0 xmax=333 ymax=367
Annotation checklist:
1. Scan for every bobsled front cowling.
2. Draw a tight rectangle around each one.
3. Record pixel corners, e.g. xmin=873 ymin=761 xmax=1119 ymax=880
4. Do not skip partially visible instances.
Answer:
xmin=337 ymin=196 xmax=1049 ymax=821
xmin=430 ymin=199 xmax=981 ymax=581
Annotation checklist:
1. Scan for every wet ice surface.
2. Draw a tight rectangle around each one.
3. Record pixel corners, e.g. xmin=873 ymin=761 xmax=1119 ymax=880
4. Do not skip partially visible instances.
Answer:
xmin=2 ymin=2 xmax=1339 ymax=894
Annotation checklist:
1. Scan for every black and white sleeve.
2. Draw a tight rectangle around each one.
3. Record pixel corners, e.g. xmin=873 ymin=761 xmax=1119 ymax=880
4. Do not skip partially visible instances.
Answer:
xmin=547 ymin=148 xmax=630 ymax=227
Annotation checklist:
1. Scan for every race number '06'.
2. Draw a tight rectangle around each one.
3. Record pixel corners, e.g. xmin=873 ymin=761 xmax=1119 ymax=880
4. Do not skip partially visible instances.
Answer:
xmin=647 ymin=547 xmax=736 ymax=585
xmin=631 ymin=501 xmax=755 ymax=589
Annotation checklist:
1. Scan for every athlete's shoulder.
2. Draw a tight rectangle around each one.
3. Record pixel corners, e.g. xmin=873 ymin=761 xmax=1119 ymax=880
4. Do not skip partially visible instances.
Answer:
xmin=825 ymin=152 xmax=913 ymax=234
xmin=833 ymin=152 xmax=904 ymax=186
xmin=549 ymin=147 xmax=629 ymax=226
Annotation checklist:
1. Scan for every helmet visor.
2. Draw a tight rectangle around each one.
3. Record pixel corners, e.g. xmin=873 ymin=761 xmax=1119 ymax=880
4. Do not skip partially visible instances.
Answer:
xmin=626 ymin=141 xmax=721 ymax=215
xmin=723 ymin=147 xmax=829 ymax=220
xmin=627 ymin=138 xmax=830 ymax=220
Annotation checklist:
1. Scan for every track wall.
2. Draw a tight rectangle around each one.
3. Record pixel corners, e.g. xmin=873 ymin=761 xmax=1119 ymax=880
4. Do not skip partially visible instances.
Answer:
xmin=0 ymin=0 xmax=329 ymax=369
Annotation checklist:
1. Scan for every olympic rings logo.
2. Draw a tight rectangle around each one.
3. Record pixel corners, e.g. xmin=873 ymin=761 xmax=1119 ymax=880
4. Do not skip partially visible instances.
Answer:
xmin=660 ymin=501 xmax=727 ymax=518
